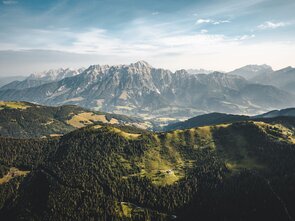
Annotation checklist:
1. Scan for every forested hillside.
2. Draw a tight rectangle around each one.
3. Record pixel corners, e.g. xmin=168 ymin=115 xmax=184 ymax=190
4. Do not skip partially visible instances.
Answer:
xmin=0 ymin=121 xmax=295 ymax=220
xmin=164 ymin=112 xmax=249 ymax=131
xmin=0 ymin=101 xmax=148 ymax=138
xmin=165 ymin=109 xmax=295 ymax=131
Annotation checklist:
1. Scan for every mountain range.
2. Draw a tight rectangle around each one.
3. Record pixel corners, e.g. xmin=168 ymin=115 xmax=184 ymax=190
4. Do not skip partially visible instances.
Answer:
xmin=0 ymin=61 xmax=294 ymax=124
xmin=228 ymin=64 xmax=274 ymax=80
xmin=253 ymin=66 xmax=295 ymax=94
xmin=229 ymin=65 xmax=295 ymax=94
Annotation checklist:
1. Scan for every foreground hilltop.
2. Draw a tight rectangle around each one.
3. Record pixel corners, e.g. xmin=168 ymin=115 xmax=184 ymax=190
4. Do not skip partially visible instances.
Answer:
xmin=0 ymin=119 xmax=295 ymax=220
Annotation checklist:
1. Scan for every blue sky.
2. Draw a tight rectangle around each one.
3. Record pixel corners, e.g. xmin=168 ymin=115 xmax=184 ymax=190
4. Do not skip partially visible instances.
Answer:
xmin=0 ymin=0 xmax=295 ymax=75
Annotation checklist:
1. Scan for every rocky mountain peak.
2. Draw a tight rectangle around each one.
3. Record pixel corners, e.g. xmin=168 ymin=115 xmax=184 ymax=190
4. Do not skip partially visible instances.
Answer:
xmin=175 ymin=69 xmax=188 ymax=75
xmin=186 ymin=68 xmax=214 ymax=75
xmin=277 ymin=66 xmax=294 ymax=73
xmin=27 ymin=68 xmax=83 ymax=81
xmin=209 ymin=71 xmax=230 ymax=79
xmin=123 ymin=61 xmax=154 ymax=79
xmin=235 ymin=64 xmax=273 ymax=72
xmin=131 ymin=60 xmax=152 ymax=69
xmin=83 ymin=65 xmax=110 ymax=79
xmin=244 ymin=64 xmax=273 ymax=71
xmin=228 ymin=64 xmax=274 ymax=80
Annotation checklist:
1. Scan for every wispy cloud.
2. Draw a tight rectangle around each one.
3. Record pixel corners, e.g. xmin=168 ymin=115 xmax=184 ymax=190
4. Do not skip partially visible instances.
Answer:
xmin=257 ymin=21 xmax=288 ymax=30
xmin=1 ymin=27 xmax=295 ymax=72
xmin=0 ymin=0 xmax=295 ymax=73
xmin=212 ymin=20 xmax=230 ymax=25
xmin=196 ymin=19 xmax=212 ymax=24
xmin=0 ymin=25 xmax=248 ymax=55
xmin=236 ymin=34 xmax=255 ymax=41
xmin=195 ymin=0 xmax=268 ymax=17
xmin=2 ymin=0 xmax=18 ymax=5
xmin=196 ymin=18 xmax=230 ymax=25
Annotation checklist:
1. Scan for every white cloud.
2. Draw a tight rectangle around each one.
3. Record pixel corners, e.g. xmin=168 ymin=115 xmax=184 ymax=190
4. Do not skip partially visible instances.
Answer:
xmin=2 ymin=0 xmax=18 ymax=5
xmin=0 ymin=18 xmax=294 ymax=72
xmin=200 ymin=29 xmax=208 ymax=34
xmin=237 ymin=34 xmax=255 ymax=41
xmin=0 ymin=26 xmax=239 ymax=60
xmin=196 ymin=19 xmax=212 ymax=24
xmin=2 ymin=39 xmax=295 ymax=75
xmin=196 ymin=18 xmax=230 ymax=25
xmin=0 ymin=0 xmax=295 ymax=74
xmin=212 ymin=20 xmax=230 ymax=25
xmin=257 ymin=21 xmax=287 ymax=30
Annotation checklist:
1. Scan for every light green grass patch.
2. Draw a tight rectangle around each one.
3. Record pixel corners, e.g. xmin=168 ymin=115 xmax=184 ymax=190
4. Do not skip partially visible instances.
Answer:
xmin=110 ymin=127 xmax=141 ymax=140
xmin=225 ymin=159 xmax=265 ymax=172
xmin=0 ymin=167 xmax=30 ymax=185
xmin=0 ymin=101 xmax=30 ymax=110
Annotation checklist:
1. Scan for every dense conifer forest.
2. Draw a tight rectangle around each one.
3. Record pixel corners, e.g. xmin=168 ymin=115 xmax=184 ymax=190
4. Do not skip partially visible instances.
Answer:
xmin=1 ymin=119 xmax=295 ymax=220
xmin=0 ymin=101 xmax=143 ymax=138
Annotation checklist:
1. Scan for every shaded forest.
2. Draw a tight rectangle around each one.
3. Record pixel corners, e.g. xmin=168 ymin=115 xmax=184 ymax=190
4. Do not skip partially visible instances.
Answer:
xmin=0 ymin=120 xmax=294 ymax=220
